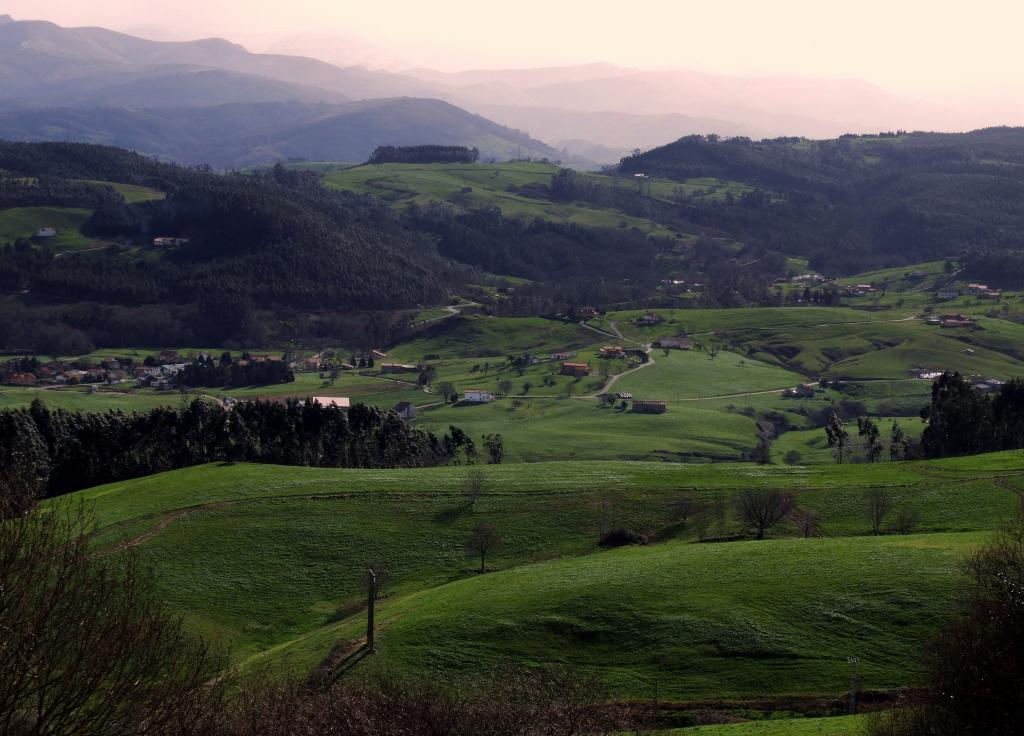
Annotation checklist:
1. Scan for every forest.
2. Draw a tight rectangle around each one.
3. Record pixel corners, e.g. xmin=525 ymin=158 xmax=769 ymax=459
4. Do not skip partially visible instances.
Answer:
xmin=368 ymin=145 xmax=481 ymax=164
xmin=614 ymin=128 xmax=1024 ymax=275
xmin=0 ymin=399 xmax=472 ymax=501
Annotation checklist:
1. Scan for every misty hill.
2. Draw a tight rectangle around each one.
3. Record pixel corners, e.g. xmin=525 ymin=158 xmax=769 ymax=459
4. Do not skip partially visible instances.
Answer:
xmin=0 ymin=99 xmax=559 ymax=167
xmin=0 ymin=15 xmax=432 ymax=107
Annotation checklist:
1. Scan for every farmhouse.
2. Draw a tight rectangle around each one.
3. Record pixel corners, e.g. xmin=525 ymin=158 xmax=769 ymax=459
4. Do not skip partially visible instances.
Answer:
xmin=462 ymin=388 xmax=494 ymax=403
xmin=34 ymin=227 xmax=57 ymax=238
xmin=939 ymin=314 xmax=977 ymax=328
xmin=152 ymin=237 xmax=190 ymax=246
xmin=637 ymin=313 xmax=664 ymax=325
xmin=6 ymin=372 xmax=37 ymax=385
xmin=370 ymin=349 xmax=388 ymax=360
xmin=783 ymin=383 xmax=817 ymax=398
xmin=658 ymin=335 xmax=694 ymax=350
xmin=599 ymin=346 xmax=625 ymax=358
xmin=550 ymin=352 xmax=573 ymax=361
xmin=936 ymin=290 xmax=959 ymax=301
xmin=303 ymin=357 xmax=321 ymax=371
xmin=632 ymin=400 xmax=668 ymax=414
xmin=312 ymin=396 xmax=351 ymax=409
xmin=393 ymin=401 xmax=416 ymax=420
xmin=577 ymin=306 xmax=599 ymax=320
xmin=381 ymin=363 xmax=418 ymax=374
xmin=561 ymin=362 xmax=591 ymax=377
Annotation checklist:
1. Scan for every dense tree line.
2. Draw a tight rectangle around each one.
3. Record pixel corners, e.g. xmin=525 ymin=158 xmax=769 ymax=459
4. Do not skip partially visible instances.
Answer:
xmin=368 ymin=145 xmax=480 ymax=164
xmin=919 ymin=373 xmax=1024 ymax=458
xmin=176 ymin=358 xmax=294 ymax=388
xmin=402 ymin=201 xmax=667 ymax=289
xmin=959 ymin=249 xmax=1024 ymax=289
xmin=0 ymin=399 xmax=466 ymax=500
xmin=0 ymin=175 xmax=124 ymax=209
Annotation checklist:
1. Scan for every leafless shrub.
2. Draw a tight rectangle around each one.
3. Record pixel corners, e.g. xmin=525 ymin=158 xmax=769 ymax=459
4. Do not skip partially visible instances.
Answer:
xmin=0 ymin=503 xmax=227 ymax=736
xmin=864 ymin=489 xmax=893 ymax=535
xmin=893 ymin=508 xmax=920 ymax=535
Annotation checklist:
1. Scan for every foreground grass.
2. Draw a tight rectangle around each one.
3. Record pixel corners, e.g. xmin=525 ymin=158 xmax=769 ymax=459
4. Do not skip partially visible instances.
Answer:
xmin=262 ymin=531 xmax=979 ymax=699
xmin=670 ymin=714 xmax=866 ymax=734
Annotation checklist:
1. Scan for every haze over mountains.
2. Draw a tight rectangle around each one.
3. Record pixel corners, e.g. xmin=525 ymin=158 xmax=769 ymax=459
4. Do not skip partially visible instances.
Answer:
xmin=0 ymin=13 xmax=1010 ymax=166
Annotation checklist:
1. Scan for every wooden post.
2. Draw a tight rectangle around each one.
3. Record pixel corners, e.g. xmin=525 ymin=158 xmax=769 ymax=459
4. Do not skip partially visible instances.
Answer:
xmin=366 ymin=569 xmax=377 ymax=652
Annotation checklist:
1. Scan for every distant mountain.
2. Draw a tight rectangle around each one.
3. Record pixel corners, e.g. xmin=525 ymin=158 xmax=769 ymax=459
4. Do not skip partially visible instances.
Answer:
xmin=0 ymin=99 xmax=560 ymax=167
xmin=470 ymin=105 xmax=755 ymax=162
xmin=406 ymin=64 xmax=966 ymax=148
xmin=0 ymin=16 xmax=434 ymax=108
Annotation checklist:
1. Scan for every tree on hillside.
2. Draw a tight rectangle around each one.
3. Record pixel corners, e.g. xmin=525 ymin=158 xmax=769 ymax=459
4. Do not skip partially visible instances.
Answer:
xmin=889 ymin=422 xmax=907 ymax=461
xmin=858 ymin=417 xmax=883 ymax=463
xmin=437 ymin=381 xmax=457 ymax=403
xmin=735 ymin=489 xmax=795 ymax=540
xmin=465 ymin=522 xmax=502 ymax=573
xmin=482 ymin=433 xmax=504 ymax=465
xmin=825 ymin=412 xmax=850 ymax=464
xmin=497 ymin=379 xmax=513 ymax=396
xmin=864 ymin=489 xmax=893 ymax=535
xmin=462 ymin=467 xmax=489 ymax=508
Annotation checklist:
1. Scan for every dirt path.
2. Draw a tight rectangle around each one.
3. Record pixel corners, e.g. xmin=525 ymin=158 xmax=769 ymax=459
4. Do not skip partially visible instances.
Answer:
xmin=589 ymin=348 xmax=656 ymax=397
xmin=93 ymin=501 xmax=228 ymax=557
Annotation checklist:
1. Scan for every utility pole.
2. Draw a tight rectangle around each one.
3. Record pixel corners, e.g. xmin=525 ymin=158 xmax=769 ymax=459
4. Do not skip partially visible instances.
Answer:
xmin=366 ymin=568 xmax=378 ymax=652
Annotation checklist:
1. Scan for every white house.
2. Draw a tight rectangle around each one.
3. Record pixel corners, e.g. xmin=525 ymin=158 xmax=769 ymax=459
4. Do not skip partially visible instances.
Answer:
xmin=462 ymin=389 xmax=494 ymax=403
xmin=35 ymin=227 xmax=58 ymax=238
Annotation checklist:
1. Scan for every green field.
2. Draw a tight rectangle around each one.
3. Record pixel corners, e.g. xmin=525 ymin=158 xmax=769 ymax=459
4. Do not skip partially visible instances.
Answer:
xmin=81 ymin=179 xmax=166 ymax=203
xmin=671 ymin=715 xmax=866 ymax=735
xmin=615 ymin=349 xmax=803 ymax=401
xmin=65 ymin=453 xmax=1023 ymax=701
xmin=323 ymin=162 xmax=682 ymax=237
xmin=0 ymin=206 xmax=96 ymax=249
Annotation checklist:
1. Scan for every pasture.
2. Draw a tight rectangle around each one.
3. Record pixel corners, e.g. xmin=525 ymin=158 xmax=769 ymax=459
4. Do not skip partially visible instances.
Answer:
xmin=67 ymin=453 xmax=1023 ymax=697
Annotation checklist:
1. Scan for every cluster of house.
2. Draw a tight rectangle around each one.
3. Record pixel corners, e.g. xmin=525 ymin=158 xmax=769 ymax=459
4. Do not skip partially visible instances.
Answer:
xmin=841 ymin=283 xmax=877 ymax=297
xmin=935 ymin=284 xmax=1002 ymax=301
xmin=972 ymin=377 xmax=1006 ymax=394
xmin=2 ymin=357 xmax=137 ymax=388
xmin=925 ymin=313 xmax=978 ymax=329
xmin=152 ymin=237 xmax=191 ymax=247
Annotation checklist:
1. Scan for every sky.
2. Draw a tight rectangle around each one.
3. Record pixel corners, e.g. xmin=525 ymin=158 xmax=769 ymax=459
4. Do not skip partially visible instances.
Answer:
xmin=6 ymin=0 xmax=1024 ymax=96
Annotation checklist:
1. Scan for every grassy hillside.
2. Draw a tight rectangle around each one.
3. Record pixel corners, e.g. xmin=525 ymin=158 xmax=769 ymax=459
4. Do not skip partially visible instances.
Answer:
xmin=0 ymin=206 xmax=95 ymax=249
xmin=672 ymin=715 xmax=866 ymax=735
xmin=324 ymin=162 xmax=681 ymax=237
xmin=67 ymin=454 xmax=1023 ymax=697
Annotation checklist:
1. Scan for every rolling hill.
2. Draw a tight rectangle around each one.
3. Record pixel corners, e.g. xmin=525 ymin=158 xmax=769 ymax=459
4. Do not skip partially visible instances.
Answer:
xmin=67 ymin=453 xmax=1022 ymax=700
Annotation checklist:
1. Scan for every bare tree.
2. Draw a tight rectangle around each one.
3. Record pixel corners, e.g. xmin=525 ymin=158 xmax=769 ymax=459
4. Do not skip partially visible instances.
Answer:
xmin=0 ymin=504 xmax=227 ymax=736
xmin=669 ymin=496 xmax=697 ymax=527
xmin=864 ymin=489 xmax=893 ymax=535
xmin=893 ymin=507 xmax=920 ymax=535
xmin=462 ymin=467 xmax=489 ymax=508
xmin=465 ymin=522 xmax=503 ymax=573
xmin=792 ymin=505 xmax=821 ymax=538
xmin=735 ymin=489 xmax=795 ymax=540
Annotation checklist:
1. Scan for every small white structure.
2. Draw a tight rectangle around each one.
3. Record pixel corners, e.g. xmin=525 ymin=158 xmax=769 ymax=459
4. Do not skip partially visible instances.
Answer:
xmin=462 ymin=389 xmax=494 ymax=403
xmin=35 ymin=227 xmax=58 ymax=238
xmin=312 ymin=396 xmax=351 ymax=409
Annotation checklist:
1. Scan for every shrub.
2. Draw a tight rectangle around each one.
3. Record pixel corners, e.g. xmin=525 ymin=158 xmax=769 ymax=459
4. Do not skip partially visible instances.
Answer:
xmin=599 ymin=528 xmax=646 ymax=548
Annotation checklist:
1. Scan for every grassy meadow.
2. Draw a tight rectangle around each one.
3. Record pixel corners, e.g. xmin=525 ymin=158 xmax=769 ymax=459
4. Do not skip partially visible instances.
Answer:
xmin=65 ymin=453 xmax=1023 ymax=700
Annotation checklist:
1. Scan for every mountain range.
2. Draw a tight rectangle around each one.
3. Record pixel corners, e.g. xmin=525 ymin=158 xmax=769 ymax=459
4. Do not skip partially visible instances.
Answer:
xmin=0 ymin=14 xmax=995 ymax=166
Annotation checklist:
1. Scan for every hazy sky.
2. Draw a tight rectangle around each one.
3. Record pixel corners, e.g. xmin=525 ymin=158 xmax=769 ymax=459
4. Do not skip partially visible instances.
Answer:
xmin=7 ymin=0 xmax=1024 ymax=95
